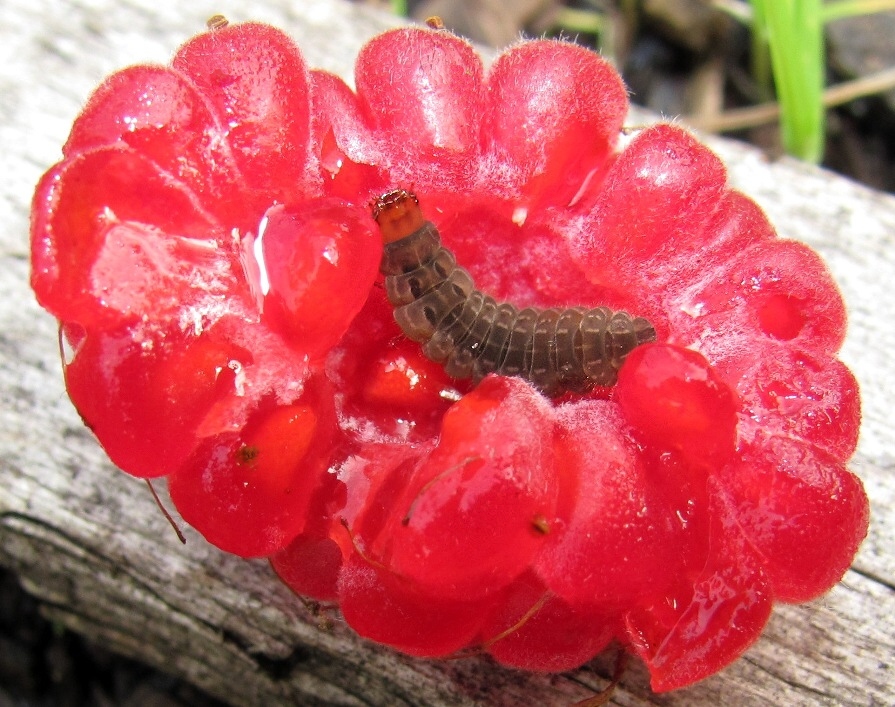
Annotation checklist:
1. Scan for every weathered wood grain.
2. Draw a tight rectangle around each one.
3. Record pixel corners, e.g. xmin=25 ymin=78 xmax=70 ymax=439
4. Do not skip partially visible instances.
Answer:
xmin=1 ymin=0 xmax=893 ymax=705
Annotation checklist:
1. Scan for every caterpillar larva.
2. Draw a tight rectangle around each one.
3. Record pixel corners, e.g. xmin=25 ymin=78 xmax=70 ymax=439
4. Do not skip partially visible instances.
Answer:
xmin=373 ymin=189 xmax=657 ymax=396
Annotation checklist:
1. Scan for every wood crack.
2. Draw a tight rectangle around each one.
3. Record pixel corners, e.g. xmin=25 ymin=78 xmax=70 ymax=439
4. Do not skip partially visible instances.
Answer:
xmin=849 ymin=564 xmax=895 ymax=593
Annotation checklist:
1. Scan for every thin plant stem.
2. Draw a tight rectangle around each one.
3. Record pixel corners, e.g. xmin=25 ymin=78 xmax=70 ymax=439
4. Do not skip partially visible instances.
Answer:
xmin=823 ymin=0 xmax=895 ymax=22
xmin=145 ymin=480 xmax=187 ymax=544
xmin=685 ymin=64 xmax=895 ymax=133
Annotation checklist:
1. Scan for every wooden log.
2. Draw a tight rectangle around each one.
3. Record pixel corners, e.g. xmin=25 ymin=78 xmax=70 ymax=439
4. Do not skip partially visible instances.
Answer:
xmin=1 ymin=0 xmax=893 ymax=704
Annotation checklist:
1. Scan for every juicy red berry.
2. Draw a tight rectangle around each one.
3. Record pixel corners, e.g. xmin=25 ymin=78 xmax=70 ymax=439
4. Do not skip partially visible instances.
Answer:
xmin=354 ymin=29 xmax=485 ymax=187
xmin=271 ymin=533 xmax=344 ymax=602
xmin=671 ymin=240 xmax=847 ymax=383
xmin=168 ymin=388 xmax=335 ymax=558
xmin=31 ymin=148 xmax=240 ymax=329
xmin=30 ymin=20 xmax=867 ymax=690
xmin=338 ymin=553 xmax=492 ymax=657
xmin=624 ymin=509 xmax=773 ymax=692
xmin=271 ymin=467 xmax=350 ymax=602
xmin=736 ymin=345 xmax=860 ymax=460
xmin=259 ymin=198 xmax=379 ymax=358
xmin=366 ymin=377 xmax=558 ymax=601
xmin=171 ymin=22 xmax=314 ymax=206
xmin=63 ymin=322 xmax=245 ymax=478
xmin=715 ymin=436 xmax=869 ymax=602
xmin=535 ymin=400 xmax=682 ymax=608
xmin=481 ymin=572 xmax=617 ymax=672
xmin=616 ymin=343 xmax=739 ymax=471
xmin=484 ymin=39 xmax=628 ymax=208
xmin=328 ymin=291 xmax=462 ymax=441
xmin=572 ymin=125 xmax=727 ymax=286
xmin=62 ymin=65 xmax=251 ymax=230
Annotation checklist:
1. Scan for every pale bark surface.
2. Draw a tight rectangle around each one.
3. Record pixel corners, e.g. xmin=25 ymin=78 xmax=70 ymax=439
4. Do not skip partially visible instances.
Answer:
xmin=1 ymin=1 xmax=893 ymax=705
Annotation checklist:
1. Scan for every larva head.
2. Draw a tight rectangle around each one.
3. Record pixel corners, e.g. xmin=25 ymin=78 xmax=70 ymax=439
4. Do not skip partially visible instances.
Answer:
xmin=373 ymin=189 xmax=426 ymax=244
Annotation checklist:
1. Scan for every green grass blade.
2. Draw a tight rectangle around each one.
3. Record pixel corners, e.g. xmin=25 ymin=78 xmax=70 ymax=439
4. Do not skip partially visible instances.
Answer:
xmin=758 ymin=0 xmax=826 ymax=162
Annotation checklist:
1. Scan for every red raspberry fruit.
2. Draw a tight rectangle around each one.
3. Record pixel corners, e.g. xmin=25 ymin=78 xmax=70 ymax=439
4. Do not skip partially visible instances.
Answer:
xmin=357 ymin=376 xmax=559 ymax=602
xmin=480 ymin=572 xmax=618 ymax=673
xmin=30 ymin=20 xmax=868 ymax=692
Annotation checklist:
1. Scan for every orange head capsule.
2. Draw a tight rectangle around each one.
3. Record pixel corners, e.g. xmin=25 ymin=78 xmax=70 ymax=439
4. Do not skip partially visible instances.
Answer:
xmin=373 ymin=189 xmax=426 ymax=244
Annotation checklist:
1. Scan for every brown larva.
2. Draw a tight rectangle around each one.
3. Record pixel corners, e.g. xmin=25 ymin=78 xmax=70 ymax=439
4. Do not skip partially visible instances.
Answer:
xmin=373 ymin=189 xmax=657 ymax=396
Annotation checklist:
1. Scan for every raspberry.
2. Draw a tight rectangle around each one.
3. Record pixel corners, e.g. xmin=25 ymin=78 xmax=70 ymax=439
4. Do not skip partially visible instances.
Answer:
xmin=62 ymin=321 xmax=246 ymax=478
xmin=535 ymin=399 xmax=684 ymax=609
xmin=170 ymin=22 xmax=314 ymax=207
xmin=327 ymin=292 xmax=462 ymax=441
xmin=715 ymin=435 xmax=869 ymax=602
xmin=571 ymin=124 xmax=728 ymax=283
xmin=481 ymin=572 xmax=617 ymax=673
xmin=616 ymin=343 xmax=739 ymax=471
xmin=31 ymin=148 xmax=240 ymax=330
xmin=30 ymin=20 xmax=868 ymax=691
xmin=483 ymin=39 xmax=628 ymax=207
xmin=259 ymin=199 xmax=379 ymax=358
xmin=737 ymin=347 xmax=860 ymax=459
xmin=271 ymin=534 xmax=343 ymax=602
xmin=361 ymin=377 xmax=558 ymax=601
xmin=167 ymin=370 xmax=336 ymax=558
xmin=271 ymin=468 xmax=349 ymax=602
xmin=338 ymin=553 xmax=491 ymax=657
xmin=624 ymin=505 xmax=773 ymax=691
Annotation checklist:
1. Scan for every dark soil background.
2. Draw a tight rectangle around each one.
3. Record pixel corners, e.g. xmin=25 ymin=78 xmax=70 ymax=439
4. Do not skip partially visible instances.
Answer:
xmin=5 ymin=2 xmax=893 ymax=706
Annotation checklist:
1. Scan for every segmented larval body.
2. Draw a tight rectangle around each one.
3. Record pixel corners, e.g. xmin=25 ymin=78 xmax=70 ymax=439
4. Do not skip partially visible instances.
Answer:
xmin=375 ymin=190 xmax=657 ymax=395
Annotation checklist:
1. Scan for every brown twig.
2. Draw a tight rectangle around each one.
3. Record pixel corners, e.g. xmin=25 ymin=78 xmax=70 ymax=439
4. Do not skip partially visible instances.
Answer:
xmin=685 ymin=65 xmax=895 ymax=133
